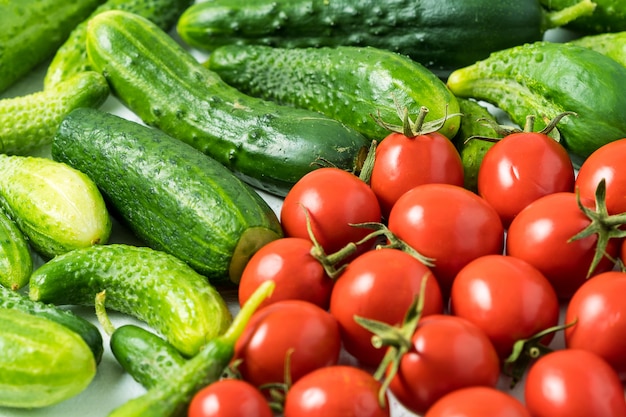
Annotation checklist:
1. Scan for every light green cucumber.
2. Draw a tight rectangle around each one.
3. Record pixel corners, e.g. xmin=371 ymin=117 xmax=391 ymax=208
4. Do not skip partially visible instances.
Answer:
xmin=0 ymin=209 xmax=32 ymax=290
xmin=569 ymin=31 xmax=626 ymax=67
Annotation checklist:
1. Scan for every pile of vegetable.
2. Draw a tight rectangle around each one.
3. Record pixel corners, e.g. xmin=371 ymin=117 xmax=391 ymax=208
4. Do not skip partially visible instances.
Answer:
xmin=1 ymin=0 xmax=626 ymax=416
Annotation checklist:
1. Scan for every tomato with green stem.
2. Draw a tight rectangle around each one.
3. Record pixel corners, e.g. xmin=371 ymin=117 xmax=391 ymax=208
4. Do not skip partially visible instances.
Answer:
xmin=188 ymin=378 xmax=273 ymax=417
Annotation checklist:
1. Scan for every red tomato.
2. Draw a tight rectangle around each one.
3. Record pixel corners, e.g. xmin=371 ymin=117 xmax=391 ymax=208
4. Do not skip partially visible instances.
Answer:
xmin=450 ymin=254 xmax=560 ymax=359
xmin=425 ymin=386 xmax=531 ymax=417
xmin=506 ymin=192 xmax=619 ymax=299
xmin=525 ymin=349 xmax=626 ymax=417
xmin=188 ymin=378 xmax=273 ymax=417
xmin=387 ymin=183 xmax=504 ymax=297
xmin=238 ymin=237 xmax=334 ymax=310
xmin=369 ymin=130 xmax=464 ymax=219
xmin=328 ymin=248 xmax=443 ymax=366
xmin=283 ymin=365 xmax=390 ymax=417
xmin=233 ymin=300 xmax=341 ymax=388
xmin=280 ymin=167 xmax=381 ymax=256
xmin=477 ymin=131 xmax=575 ymax=227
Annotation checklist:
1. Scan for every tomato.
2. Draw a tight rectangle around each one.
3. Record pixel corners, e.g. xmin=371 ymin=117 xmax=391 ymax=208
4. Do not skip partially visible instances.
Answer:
xmin=280 ymin=167 xmax=381 ymax=256
xmin=369 ymin=130 xmax=464 ymax=219
xmin=387 ymin=183 xmax=504 ymax=297
xmin=328 ymin=248 xmax=443 ymax=366
xmin=188 ymin=378 xmax=273 ymax=417
xmin=477 ymin=131 xmax=575 ymax=227
xmin=524 ymin=349 xmax=626 ymax=417
xmin=233 ymin=300 xmax=341 ymax=388
xmin=424 ymin=386 xmax=531 ymax=417
xmin=450 ymin=254 xmax=559 ymax=359
xmin=283 ymin=365 xmax=390 ymax=417
xmin=506 ymin=192 xmax=619 ymax=299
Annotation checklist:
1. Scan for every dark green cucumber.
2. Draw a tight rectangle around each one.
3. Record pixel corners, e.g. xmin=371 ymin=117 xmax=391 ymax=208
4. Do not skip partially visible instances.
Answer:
xmin=177 ymin=0 xmax=596 ymax=78
xmin=541 ymin=0 xmax=626 ymax=33
xmin=53 ymin=107 xmax=283 ymax=283
xmin=569 ymin=31 xmax=626 ymax=68
xmin=0 ymin=209 xmax=32 ymax=290
xmin=86 ymin=10 xmax=369 ymax=197
xmin=447 ymin=41 xmax=626 ymax=162
xmin=205 ymin=44 xmax=460 ymax=140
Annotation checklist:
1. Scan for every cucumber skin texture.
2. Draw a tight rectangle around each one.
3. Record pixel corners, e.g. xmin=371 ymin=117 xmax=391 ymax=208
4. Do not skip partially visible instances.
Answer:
xmin=542 ymin=0 xmax=626 ymax=33
xmin=0 ymin=210 xmax=32 ymax=290
xmin=0 ymin=308 xmax=96 ymax=408
xmin=0 ymin=0 xmax=104 ymax=93
xmin=447 ymin=42 xmax=626 ymax=161
xmin=29 ymin=244 xmax=233 ymax=357
xmin=44 ymin=0 xmax=194 ymax=88
xmin=0 ymin=71 xmax=110 ymax=155
xmin=569 ymin=32 xmax=626 ymax=68
xmin=86 ymin=10 xmax=369 ymax=197
xmin=53 ymin=107 xmax=283 ymax=283
xmin=206 ymin=45 xmax=460 ymax=140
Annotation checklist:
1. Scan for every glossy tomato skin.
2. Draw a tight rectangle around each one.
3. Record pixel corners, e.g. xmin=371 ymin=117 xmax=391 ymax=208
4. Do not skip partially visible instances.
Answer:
xmin=370 ymin=131 xmax=464 ymax=219
xmin=477 ymin=131 xmax=575 ymax=227
xmin=387 ymin=183 xmax=504 ymax=297
xmin=525 ymin=349 xmax=626 ymax=417
xmin=450 ymin=254 xmax=559 ymax=359
xmin=506 ymin=192 xmax=619 ymax=299
xmin=388 ymin=314 xmax=501 ymax=415
xmin=188 ymin=378 xmax=273 ymax=417
xmin=424 ymin=386 xmax=531 ymax=417
xmin=283 ymin=365 xmax=390 ymax=417
xmin=329 ymin=248 xmax=443 ymax=366
xmin=233 ymin=300 xmax=341 ymax=388
xmin=238 ymin=237 xmax=334 ymax=310
xmin=280 ymin=167 xmax=381 ymax=256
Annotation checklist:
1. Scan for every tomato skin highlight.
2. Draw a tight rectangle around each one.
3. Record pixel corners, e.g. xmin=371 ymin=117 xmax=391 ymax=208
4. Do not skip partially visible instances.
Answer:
xmin=187 ymin=378 xmax=273 ymax=417
xmin=424 ymin=386 xmax=531 ymax=417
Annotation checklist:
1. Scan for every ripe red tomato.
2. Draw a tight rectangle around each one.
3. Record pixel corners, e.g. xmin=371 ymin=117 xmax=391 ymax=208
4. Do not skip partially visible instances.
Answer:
xmin=283 ymin=365 xmax=390 ymax=417
xmin=233 ymin=300 xmax=341 ymax=388
xmin=387 ymin=183 xmax=504 ymax=297
xmin=188 ymin=378 xmax=273 ymax=417
xmin=369 ymin=130 xmax=464 ymax=219
xmin=450 ymin=254 xmax=559 ymax=359
xmin=424 ymin=386 xmax=531 ymax=417
xmin=525 ymin=349 xmax=626 ymax=417
xmin=328 ymin=248 xmax=443 ymax=366
xmin=477 ymin=131 xmax=575 ymax=227
xmin=280 ymin=167 xmax=381 ymax=256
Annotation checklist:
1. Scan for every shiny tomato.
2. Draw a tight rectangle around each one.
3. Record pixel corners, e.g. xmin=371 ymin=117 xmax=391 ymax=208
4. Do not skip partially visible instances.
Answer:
xmin=188 ymin=378 xmax=273 ymax=417
xmin=387 ymin=183 xmax=504 ymax=297
xmin=525 ymin=349 xmax=626 ymax=417
xmin=425 ymin=386 xmax=531 ymax=417
xmin=328 ymin=248 xmax=443 ymax=366
xmin=477 ymin=131 xmax=575 ymax=227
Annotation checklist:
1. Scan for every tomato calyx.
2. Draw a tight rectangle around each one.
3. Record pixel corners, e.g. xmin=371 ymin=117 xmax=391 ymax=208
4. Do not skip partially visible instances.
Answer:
xmin=371 ymin=99 xmax=459 ymax=138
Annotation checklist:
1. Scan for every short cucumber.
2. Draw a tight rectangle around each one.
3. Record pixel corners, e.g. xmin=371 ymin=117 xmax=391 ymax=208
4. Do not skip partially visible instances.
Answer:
xmin=29 ymin=243 xmax=233 ymax=357
xmin=569 ymin=32 xmax=626 ymax=68
xmin=86 ymin=10 xmax=369 ymax=197
xmin=541 ymin=0 xmax=626 ymax=33
xmin=205 ymin=44 xmax=460 ymax=140
xmin=0 ymin=308 xmax=96 ymax=408
xmin=0 ymin=209 xmax=32 ymax=290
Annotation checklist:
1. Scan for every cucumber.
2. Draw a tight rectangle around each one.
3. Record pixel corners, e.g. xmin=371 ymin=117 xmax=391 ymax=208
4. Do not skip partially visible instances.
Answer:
xmin=29 ymin=244 xmax=233 ymax=357
xmin=205 ymin=44 xmax=461 ymax=140
xmin=0 ymin=0 xmax=104 ymax=93
xmin=0 ymin=308 xmax=96 ymax=408
xmin=541 ymin=0 xmax=626 ymax=33
xmin=0 ymin=210 xmax=32 ymax=290
xmin=0 ymin=71 xmax=110 ymax=155
xmin=177 ymin=0 xmax=596 ymax=78
xmin=569 ymin=32 xmax=626 ymax=68
xmin=85 ymin=10 xmax=369 ymax=197
xmin=44 ymin=0 xmax=194 ymax=88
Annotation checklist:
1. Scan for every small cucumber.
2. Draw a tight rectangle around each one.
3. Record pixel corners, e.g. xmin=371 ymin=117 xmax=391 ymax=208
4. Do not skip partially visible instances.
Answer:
xmin=0 ymin=153 xmax=111 ymax=259
xmin=205 ymin=45 xmax=460 ymax=140
xmin=569 ymin=32 xmax=626 ymax=68
xmin=29 ymin=244 xmax=233 ymax=357
xmin=0 ymin=308 xmax=96 ymax=408
xmin=0 ymin=209 xmax=32 ymax=290
xmin=541 ymin=0 xmax=626 ymax=33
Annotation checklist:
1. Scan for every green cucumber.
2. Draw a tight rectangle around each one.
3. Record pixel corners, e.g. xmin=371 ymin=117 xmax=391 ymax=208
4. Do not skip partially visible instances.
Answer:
xmin=0 ymin=210 xmax=32 ymax=290
xmin=541 ymin=0 xmax=626 ymax=33
xmin=44 ymin=0 xmax=194 ymax=88
xmin=29 ymin=244 xmax=233 ymax=357
xmin=177 ymin=0 xmax=596 ymax=78
xmin=0 ymin=308 xmax=96 ymax=408
xmin=569 ymin=31 xmax=626 ymax=68
xmin=86 ymin=10 xmax=369 ymax=197
xmin=0 ymin=71 xmax=110 ymax=155
xmin=205 ymin=44 xmax=460 ymax=140
xmin=447 ymin=41 xmax=626 ymax=162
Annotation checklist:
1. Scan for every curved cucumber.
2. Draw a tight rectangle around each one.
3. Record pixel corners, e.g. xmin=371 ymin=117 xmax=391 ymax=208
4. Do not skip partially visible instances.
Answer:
xmin=0 ymin=210 xmax=32 ymax=290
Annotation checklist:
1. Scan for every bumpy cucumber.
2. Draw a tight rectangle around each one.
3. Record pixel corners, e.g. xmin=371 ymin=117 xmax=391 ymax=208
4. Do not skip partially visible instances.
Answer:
xmin=86 ymin=10 xmax=369 ymax=196
xmin=0 ymin=210 xmax=32 ymax=290
xmin=29 ymin=244 xmax=233 ymax=357
xmin=206 ymin=44 xmax=460 ymax=140
xmin=447 ymin=41 xmax=626 ymax=162
xmin=569 ymin=32 xmax=626 ymax=68
xmin=0 ymin=71 xmax=109 ymax=155
xmin=0 ymin=308 xmax=96 ymax=408
xmin=541 ymin=0 xmax=626 ymax=33
xmin=44 ymin=0 xmax=193 ymax=88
